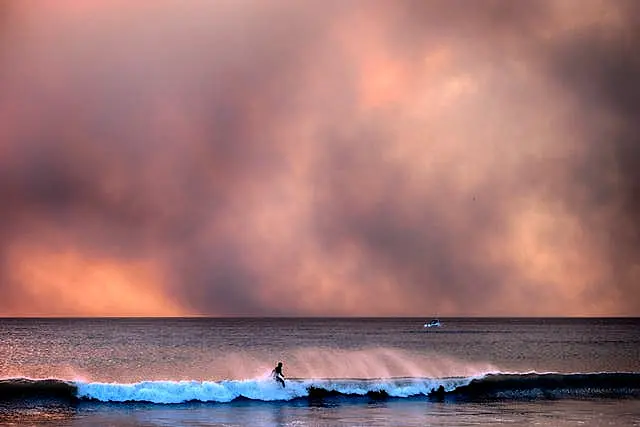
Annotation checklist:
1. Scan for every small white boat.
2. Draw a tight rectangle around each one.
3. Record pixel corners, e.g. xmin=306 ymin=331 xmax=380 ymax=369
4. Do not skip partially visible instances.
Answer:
xmin=424 ymin=319 xmax=441 ymax=328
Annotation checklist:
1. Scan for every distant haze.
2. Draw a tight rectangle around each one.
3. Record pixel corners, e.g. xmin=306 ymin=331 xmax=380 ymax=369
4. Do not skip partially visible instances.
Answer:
xmin=1 ymin=0 xmax=638 ymax=316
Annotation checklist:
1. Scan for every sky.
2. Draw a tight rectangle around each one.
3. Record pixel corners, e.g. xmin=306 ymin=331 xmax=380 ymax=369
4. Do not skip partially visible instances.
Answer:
xmin=0 ymin=0 xmax=638 ymax=317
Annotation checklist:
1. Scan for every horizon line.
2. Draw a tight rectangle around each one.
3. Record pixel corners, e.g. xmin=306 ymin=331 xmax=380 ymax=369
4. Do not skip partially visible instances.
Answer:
xmin=0 ymin=315 xmax=638 ymax=319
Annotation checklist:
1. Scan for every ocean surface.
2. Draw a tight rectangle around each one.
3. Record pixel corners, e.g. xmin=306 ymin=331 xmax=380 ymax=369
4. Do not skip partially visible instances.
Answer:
xmin=1 ymin=317 xmax=639 ymax=426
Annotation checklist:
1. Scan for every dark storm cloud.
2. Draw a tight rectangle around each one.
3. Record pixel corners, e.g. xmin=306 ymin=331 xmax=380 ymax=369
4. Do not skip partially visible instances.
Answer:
xmin=0 ymin=0 xmax=330 ymax=315
xmin=544 ymin=2 xmax=640 ymax=312
xmin=307 ymin=0 xmax=640 ymax=315
xmin=313 ymin=140 xmax=510 ymax=313
xmin=305 ymin=2 xmax=540 ymax=313
xmin=0 ymin=0 xmax=637 ymax=315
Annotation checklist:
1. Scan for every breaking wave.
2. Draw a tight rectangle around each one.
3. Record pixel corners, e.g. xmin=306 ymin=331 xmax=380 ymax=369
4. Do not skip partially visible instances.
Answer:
xmin=1 ymin=372 xmax=639 ymax=405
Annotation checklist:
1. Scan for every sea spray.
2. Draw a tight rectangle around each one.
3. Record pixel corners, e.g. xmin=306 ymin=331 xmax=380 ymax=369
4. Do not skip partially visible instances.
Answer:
xmin=244 ymin=347 xmax=499 ymax=380
xmin=93 ymin=347 xmax=498 ymax=383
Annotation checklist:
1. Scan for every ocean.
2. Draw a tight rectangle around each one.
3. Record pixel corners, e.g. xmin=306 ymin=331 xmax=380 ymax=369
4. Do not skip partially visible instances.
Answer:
xmin=1 ymin=317 xmax=639 ymax=426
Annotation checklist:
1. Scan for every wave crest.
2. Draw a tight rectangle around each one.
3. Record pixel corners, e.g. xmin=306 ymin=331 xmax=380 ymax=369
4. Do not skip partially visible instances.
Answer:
xmin=76 ymin=377 xmax=468 ymax=403
xmin=2 ymin=372 xmax=639 ymax=405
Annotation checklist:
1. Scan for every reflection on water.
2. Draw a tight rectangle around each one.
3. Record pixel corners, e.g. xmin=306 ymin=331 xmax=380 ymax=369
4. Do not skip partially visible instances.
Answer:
xmin=2 ymin=399 xmax=637 ymax=427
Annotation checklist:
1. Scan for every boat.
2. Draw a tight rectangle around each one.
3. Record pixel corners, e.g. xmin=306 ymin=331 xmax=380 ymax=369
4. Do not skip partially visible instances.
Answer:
xmin=424 ymin=319 xmax=441 ymax=328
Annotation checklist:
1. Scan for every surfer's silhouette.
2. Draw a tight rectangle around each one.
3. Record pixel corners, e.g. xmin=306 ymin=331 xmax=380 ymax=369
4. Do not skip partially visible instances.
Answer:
xmin=272 ymin=362 xmax=285 ymax=388
xmin=429 ymin=385 xmax=445 ymax=401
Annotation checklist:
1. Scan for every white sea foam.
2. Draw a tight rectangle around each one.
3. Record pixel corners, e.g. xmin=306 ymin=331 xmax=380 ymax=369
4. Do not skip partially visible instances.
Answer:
xmin=75 ymin=376 xmax=477 ymax=404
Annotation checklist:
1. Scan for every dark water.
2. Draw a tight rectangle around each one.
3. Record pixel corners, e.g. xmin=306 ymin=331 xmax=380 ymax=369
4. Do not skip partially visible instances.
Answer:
xmin=1 ymin=317 xmax=640 ymax=425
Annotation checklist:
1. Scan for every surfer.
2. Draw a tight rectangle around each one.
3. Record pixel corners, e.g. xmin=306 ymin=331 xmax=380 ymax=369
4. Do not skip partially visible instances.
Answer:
xmin=429 ymin=385 xmax=446 ymax=401
xmin=272 ymin=361 xmax=285 ymax=388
